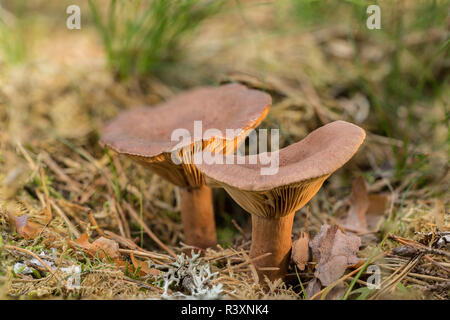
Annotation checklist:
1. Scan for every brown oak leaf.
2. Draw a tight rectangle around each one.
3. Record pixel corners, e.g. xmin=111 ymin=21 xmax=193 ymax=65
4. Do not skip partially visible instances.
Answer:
xmin=310 ymin=224 xmax=361 ymax=286
xmin=366 ymin=194 xmax=389 ymax=231
xmin=342 ymin=177 xmax=389 ymax=232
xmin=342 ymin=177 xmax=369 ymax=231
xmin=14 ymin=215 xmax=43 ymax=239
xmin=130 ymin=253 xmax=161 ymax=276
xmin=72 ymin=234 xmax=121 ymax=260
xmin=114 ymin=254 xmax=161 ymax=277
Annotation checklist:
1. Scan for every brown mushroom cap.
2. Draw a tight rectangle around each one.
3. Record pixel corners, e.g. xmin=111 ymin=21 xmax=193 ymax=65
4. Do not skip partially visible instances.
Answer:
xmin=100 ymin=83 xmax=271 ymax=187
xmin=196 ymin=121 xmax=365 ymax=218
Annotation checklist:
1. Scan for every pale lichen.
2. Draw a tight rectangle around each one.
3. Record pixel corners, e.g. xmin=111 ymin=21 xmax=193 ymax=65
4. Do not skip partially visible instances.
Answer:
xmin=158 ymin=251 xmax=222 ymax=300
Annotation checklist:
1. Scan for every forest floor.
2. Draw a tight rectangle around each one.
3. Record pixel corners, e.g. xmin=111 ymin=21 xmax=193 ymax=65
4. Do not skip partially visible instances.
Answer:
xmin=0 ymin=1 xmax=448 ymax=299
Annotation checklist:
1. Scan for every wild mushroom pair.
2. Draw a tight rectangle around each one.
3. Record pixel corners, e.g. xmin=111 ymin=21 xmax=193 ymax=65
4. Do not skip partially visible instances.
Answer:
xmin=101 ymin=84 xmax=271 ymax=249
xmin=101 ymin=84 xmax=365 ymax=281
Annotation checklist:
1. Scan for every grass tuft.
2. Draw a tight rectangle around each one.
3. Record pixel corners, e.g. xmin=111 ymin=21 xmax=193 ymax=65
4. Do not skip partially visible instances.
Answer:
xmin=89 ymin=0 xmax=225 ymax=79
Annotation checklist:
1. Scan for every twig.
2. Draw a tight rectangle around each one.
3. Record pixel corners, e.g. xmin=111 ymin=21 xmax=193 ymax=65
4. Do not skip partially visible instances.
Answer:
xmin=241 ymin=250 xmax=259 ymax=283
xmin=390 ymin=234 xmax=450 ymax=258
xmin=42 ymin=152 xmax=83 ymax=193
xmin=50 ymin=200 xmax=80 ymax=238
xmin=5 ymin=245 xmax=59 ymax=280
xmin=16 ymin=142 xmax=38 ymax=171
xmin=257 ymin=267 xmax=280 ymax=271
xmin=125 ymin=203 xmax=176 ymax=258
xmin=122 ymin=279 xmax=163 ymax=293
xmin=104 ymin=230 xmax=142 ymax=251
xmin=420 ymin=281 xmax=450 ymax=291
xmin=369 ymin=254 xmax=423 ymax=299
xmin=109 ymin=196 xmax=126 ymax=238
xmin=228 ymin=252 xmax=272 ymax=270
xmin=40 ymin=168 xmax=53 ymax=224
xmin=381 ymin=265 xmax=449 ymax=282
xmin=114 ymin=198 xmax=131 ymax=239
xmin=424 ymin=255 xmax=450 ymax=273
xmin=88 ymin=210 xmax=105 ymax=237
xmin=231 ymin=219 xmax=248 ymax=240
xmin=120 ymin=248 xmax=172 ymax=260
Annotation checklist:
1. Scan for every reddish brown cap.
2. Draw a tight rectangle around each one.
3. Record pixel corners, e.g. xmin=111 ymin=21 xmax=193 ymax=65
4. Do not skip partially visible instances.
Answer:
xmin=100 ymin=83 xmax=271 ymax=187
xmin=196 ymin=121 xmax=365 ymax=218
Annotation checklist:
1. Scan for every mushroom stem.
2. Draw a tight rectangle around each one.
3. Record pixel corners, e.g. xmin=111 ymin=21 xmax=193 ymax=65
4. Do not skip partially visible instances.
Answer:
xmin=179 ymin=185 xmax=217 ymax=249
xmin=250 ymin=212 xmax=295 ymax=281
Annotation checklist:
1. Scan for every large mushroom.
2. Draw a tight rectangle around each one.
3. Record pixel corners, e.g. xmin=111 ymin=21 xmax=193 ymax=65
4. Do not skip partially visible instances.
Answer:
xmin=196 ymin=121 xmax=365 ymax=280
xmin=100 ymin=84 xmax=271 ymax=250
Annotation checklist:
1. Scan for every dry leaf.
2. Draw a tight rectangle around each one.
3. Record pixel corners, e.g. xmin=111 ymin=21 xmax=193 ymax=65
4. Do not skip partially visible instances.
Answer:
xmin=366 ymin=193 xmax=389 ymax=231
xmin=342 ymin=177 xmax=389 ymax=232
xmin=349 ymin=259 xmax=366 ymax=269
xmin=72 ymin=234 xmax=121 ymax=260
xmin=310 ymin=224 xmax=361 ymax=286
xmin=73 ymin=233 xmax=90 ymax=247
xmin=343 ymin=176 xmax=369 ymax=231
xmin=130 ymin=253 xmax=161 ymax=277
xmin=114 ymin=256 xmax=161 ymax=277
xmin=306 ymin=274 xmax=347 ymax=300
xmin=131 ymin=260 xmax=161 ymax=277
xmin=71 ymin=235 xmax=159 ymax=277
xmin=14 ymin=215 xmax=43 ymax=239
xmin=306 ymin=278 xmax=321 ymax=299
xmin=292 ymin=231 xmax=309 ymax=271
xmin=91 ymin=237 xmax=121 ymax=260
xmin=325 ymin=283 xmax=347 ymax=300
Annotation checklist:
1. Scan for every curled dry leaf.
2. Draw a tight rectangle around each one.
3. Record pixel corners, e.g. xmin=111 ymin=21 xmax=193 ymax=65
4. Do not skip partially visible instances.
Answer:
xmin=130 ymin=253 xmax=161 ymax=277
xmin=91 ymin=237 xmax=121 ymax=260
xmin=366 ymin=194 xmax=389 ymax=230
xmin=292 ymin=231 xmax=309 ymax=271
xmin=310 ymin=224 xmax=361 ymax=286
xmin=306 ymin=278 xmax=321 ymax=299
xmin=13 ymin=215 xmax=43 ymax=239
xmin=306 ymin=284 xmax=348 ymax=301
xmin=342 ymin=176 xmax=369 ymax=231
xmin=72 ymin=234 xmax=121 ymax=260
xmin=71 ymin=234 xmax=160 ymax=277
xmin=115 ymin=259 xmax=161 ymax=277
xmin=342 ymin=177 xmax=389 ymax=232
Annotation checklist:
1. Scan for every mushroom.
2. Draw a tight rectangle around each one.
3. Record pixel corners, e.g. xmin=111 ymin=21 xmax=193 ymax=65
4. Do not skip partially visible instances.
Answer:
xmin=196 ymin=121 xmax=365 ymax=280
xmin=100 ymin=84 xmax=271 ymax=250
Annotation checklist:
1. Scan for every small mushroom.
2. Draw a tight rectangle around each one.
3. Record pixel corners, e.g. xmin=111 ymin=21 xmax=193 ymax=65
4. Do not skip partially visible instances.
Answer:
xmin=100 ymin=84 xmax=271 ymax=250
xmin=197 ymin=121 xmax=365 ymax=280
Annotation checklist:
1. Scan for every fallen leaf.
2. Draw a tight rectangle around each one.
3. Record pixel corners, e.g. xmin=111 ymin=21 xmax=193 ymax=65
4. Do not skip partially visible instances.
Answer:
xmin=292 ymin=231 xmax=309 ymax=271
xmin=325 ymin=283 xmax=347 ymax=300
xmin=310 ymin=224 xmax=361 ymax=286
xmin=71 ymin=234 xmax=121 ymax=260
xmin=70 ymin=235 xmax=160 ymax=278
xmin=73 ymin=233 xmax=90 ymax=247
xmin=341 ymin=177 xmax=389 ymax=232
xmin=14 ymin=215 xmax=43 ymax=239
xmin=307 ymin=280 xmax=346 ymax=300
xmin=366 ymin=193 xmax=389 ymax=231
xmin=306 ymin=278 xmax=321 ymax=299
xmin=130 ymin=253 xmax=161 ymax=277
xmin=367 ymin=194 xmax=388 ymax=215
xmin=348 ymin=259 xmax=366 ymax=269
xmin=342 ymin=177 xmax=369 ymax=231
xmin=115 ymin=257 xmax=161 ymax=277
xmin=91 ymin=237 xmax=121 ymax=260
